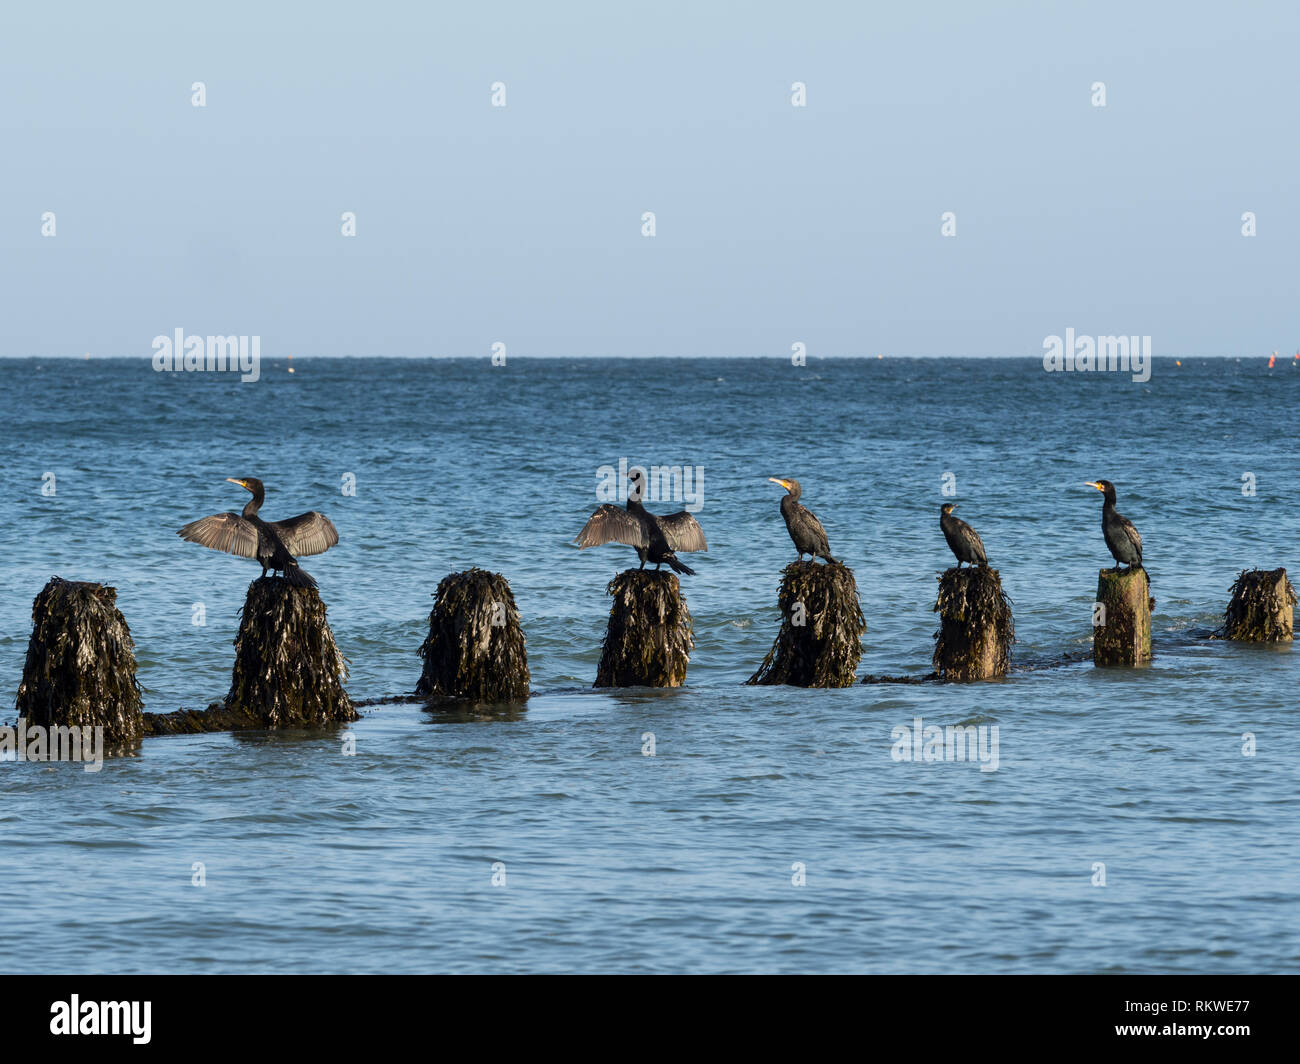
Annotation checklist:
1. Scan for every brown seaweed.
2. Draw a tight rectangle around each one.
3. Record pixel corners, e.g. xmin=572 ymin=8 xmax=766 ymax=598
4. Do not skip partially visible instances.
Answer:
xmin=14 ymin=577 xmax=143 ymax=744
xmin=416 ymin=568 xmax=530 ymax=702
xmin=142 ymin=702 xmax=265 ymax=735
xmin=932 ymin=566 xmax=1014 ymax=681
xmin=594 ymin=569 xmax=694 ymax=688
xmin=747 ymin=560 xmax=865 ymax=688
xmin=224 ymin=577 xmax=356 ymax=726
xmin=1221 ymin=567 xmax=1296 ymax=642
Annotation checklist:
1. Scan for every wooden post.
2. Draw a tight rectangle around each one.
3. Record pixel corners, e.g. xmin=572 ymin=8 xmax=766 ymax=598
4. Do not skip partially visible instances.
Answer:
xmin=1223 ymin=568 xmax=1296 ymax=642
xmin=933 ymin=566 xmax=1014 ymax=680
xmin=1093 ymin=567 xmax=1152 ymax=666
xmin=747 ymin=561 xmax=865 ymax=688
xmin=594 ymin=570 xmax=694 ymax=688
xmin=416 ymin=568 xmax=530 ymax=702
xmin=225 ymin=578 xmax=356 ymax=726
xmin=15 ymin=577 xmax=143 ymax=745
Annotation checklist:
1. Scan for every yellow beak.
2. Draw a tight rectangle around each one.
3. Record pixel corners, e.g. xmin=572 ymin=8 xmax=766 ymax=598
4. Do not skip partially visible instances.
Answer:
xmin=768 ymin=477 xmax=788 ymax=489
xmin=226 ymin=478 xmax=245 ymax=487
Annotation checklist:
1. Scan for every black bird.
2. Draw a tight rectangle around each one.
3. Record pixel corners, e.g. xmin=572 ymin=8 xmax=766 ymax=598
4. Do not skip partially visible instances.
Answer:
xmin=939 ymin=503 xmax=988 ymax=567
xmin=178 ymin=477 xmax=339 ymax=587
xmin=574 ymin=469 xmax=707 ymax=575
xmin=769 ymin=477 xmax=835 ymax=563
xmin=1084 ymin=479 xmax=1142 ymax=570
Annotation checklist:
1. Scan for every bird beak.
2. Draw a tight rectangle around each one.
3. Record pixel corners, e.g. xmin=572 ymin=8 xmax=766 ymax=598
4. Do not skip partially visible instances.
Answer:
xmin=226 ymin=478 xmax=244 ymax=487
xmin=768 ymin=478 xmax=786 ymax=488
xmin=1084 ymin=482 xmax=1102 ymax=491
xmin=951 ymin=505 xmax=957 ymax=511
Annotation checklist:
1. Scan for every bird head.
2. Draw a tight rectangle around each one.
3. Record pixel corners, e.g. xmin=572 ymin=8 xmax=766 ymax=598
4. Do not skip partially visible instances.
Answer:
xmin=768 ymin=477 xmax=799 ymax=495
xmin=226 ymin=477 xmax=264 ymax=495
xmin=627 ymin=468 xmax=645 ymax=502
xmin=940 ymin=503 xmax=956 ymax=516
xmin=1084 ymin=479 xmax=1116 ymax=502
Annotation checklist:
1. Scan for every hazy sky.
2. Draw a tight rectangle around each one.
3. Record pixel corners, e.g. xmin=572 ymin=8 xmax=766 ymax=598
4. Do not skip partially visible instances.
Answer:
xmin=2 ymin=1 xmax=1296 ymax=357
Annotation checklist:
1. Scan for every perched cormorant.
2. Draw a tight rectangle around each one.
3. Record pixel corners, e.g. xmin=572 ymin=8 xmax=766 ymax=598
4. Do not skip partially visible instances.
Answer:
xmin=178 ymin=477 xmax=339 ymax=587
xmin=1085 ymin=479 xmax=1142 ymax=570
xmin=939 ymin=503 xmax=988 ymax=567
xmin=769 ymin=477 xmax=835 ymax=563
xmin=574 ymin=469 xmax=707 ymax=575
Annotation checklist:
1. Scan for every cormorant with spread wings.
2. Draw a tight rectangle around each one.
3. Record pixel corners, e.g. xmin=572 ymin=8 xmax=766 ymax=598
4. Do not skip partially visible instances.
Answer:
xmin=574 ymin=468 xmax=707 ymax=575
xmin=178 ymin=477 xmax=339 ymax=588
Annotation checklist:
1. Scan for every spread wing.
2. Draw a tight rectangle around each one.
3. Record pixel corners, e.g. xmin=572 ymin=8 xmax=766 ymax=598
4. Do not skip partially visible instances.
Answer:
xmin=574 ymin=504 xmax=646 ymax=549
xmin=659 ymin=512 xmax=708 ymax=553
xmin=270 ymin=512 xmax=340 ymax=557
xmin=178 ymin=512 xmax=259 ymax=558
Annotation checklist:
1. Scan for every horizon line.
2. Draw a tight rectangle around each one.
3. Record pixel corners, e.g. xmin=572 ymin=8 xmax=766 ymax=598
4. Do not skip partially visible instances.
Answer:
xmin=0 ymin=351 xmax=1292 ymax=362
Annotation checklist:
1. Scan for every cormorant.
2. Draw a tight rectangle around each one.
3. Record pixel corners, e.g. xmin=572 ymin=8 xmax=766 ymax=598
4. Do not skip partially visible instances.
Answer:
xmin=939 ymin=503 xmax=987 ymax=567
xmin=574 ymin=469 xmax=707 ymax=574
xmin=1084 ymin=479 xmax=1142 ymax=570
xmin=769 ymin=477 xmax=835 ymax=563
xmin=178 ymin=477 xmax=339 ymax=587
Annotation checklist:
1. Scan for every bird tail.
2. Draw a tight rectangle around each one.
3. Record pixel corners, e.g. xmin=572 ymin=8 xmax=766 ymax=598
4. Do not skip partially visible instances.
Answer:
xmin=283 ymin=562 xmax=317 ymax=588
xmin=665 ymin=553 xmax=695 ymax=576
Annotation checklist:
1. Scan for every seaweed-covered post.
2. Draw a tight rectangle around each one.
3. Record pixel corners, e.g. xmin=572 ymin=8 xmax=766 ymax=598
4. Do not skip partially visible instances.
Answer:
xmin=1093 ymin=567 xmax=1152 ymax=666
xmin=594 ymin=570 xmax=694 ymax=687
xmin=14 ymin=577 xmax=143 ymax=744
xmin=933 ymin=567 xmax=1014 ymax=680
xmin=225 ymin=578 xmax=356 ymax=726
xmin=747 ymin=561 xmax=865 ymax=687
xmin=1222 ymin=568 xmax=1296 ymax=642
xmin=416 ymin=568 xmax=530 ymax=702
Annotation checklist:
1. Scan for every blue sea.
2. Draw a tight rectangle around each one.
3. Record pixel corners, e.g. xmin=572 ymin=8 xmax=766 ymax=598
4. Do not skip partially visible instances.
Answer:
xmin=1 ymin=355 xmax=1297 ymax=974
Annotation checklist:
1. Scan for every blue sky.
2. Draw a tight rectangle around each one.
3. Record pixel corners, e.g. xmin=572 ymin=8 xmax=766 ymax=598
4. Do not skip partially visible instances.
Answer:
xmin=2 ymin=0 xmax=1296 ymax=357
